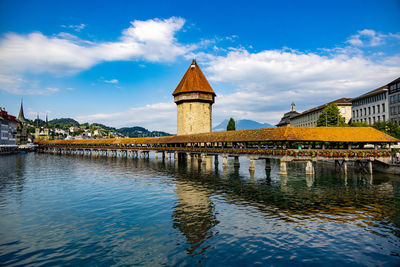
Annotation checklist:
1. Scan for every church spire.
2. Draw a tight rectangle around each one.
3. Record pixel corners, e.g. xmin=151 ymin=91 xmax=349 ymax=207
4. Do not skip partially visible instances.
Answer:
xmin=18 ymin=99 xmax=27 ymax=123
xmin=46 ymin=113 xmax=48 ymax=127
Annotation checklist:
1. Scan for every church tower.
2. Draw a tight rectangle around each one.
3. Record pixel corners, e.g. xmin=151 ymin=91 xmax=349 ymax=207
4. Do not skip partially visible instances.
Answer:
xmin=173 ymin=60 xmax=216 ymax=135
xmin=16 ymin=100 xmax=28 ymax=145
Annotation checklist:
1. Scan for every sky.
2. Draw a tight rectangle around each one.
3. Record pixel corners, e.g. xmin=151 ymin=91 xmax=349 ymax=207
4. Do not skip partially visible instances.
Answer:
xmin=1 ymin=0 xmax=400 ymax=133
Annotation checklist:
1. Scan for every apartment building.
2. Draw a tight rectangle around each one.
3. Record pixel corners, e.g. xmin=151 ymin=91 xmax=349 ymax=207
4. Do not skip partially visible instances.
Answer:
xmin=351 ymin=85 xmax=388 ymax=125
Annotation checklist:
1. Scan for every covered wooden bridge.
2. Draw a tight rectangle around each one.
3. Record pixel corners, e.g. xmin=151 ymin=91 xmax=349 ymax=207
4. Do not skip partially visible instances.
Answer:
xmin=36 ymin=127 xmax=398 ymax=175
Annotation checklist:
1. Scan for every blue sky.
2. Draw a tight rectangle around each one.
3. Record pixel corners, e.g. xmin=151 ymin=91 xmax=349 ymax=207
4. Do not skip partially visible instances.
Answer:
xmin=1 ymin=0 xmax=399 ymax=133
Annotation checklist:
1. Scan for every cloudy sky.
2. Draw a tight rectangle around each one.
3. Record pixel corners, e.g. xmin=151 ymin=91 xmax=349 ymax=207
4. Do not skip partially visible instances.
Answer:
xmin=1 ymin=0 xmax=399 ymax=133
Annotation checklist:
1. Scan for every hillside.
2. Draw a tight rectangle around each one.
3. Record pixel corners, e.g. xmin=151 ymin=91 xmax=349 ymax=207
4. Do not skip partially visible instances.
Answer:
xmin=30 ymin=117 xmax=172 ymax=137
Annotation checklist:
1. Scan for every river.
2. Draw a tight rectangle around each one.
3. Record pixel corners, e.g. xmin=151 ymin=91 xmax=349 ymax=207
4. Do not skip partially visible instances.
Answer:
xmin=0 ymin=153 xmax=399 ymax=266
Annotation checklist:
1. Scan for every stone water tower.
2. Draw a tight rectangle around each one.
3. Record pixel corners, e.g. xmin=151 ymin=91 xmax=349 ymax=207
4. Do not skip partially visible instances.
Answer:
xmin=173 ymin=60 xmax=216 ymax=135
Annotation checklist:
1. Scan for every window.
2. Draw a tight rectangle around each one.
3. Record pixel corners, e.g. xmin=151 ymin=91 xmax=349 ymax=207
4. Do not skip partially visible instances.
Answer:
xmin=368 ymin=107 xmax=371 ymax=115
xmin=377 ymin=105 xmax=380 ymax=113
xmin=373 ymin=106 xmax=375 ymax=114
xmin=382 ymin=103 xmax=385 ymax=112
xmin=378 ymin=116 xmax=380 ymax=122
xmin=356 ymin=110 xmax=359 ymax=117
xmin=364 ymin=108 xmax=367 ymax=115
xmin=390 ymin=96 xmax=394 ymax=104
xmin=368 ymin=118 xmax=371 ymax=125
xmin=373 ymin=117 xmax=375 ymax=124
xmin=383 ymin=115 xmax=385 ymax=122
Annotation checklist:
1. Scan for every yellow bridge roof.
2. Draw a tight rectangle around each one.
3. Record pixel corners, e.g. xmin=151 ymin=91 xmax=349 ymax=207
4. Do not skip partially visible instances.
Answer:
xmin=36 ymin=127 xmax=398 ymax=145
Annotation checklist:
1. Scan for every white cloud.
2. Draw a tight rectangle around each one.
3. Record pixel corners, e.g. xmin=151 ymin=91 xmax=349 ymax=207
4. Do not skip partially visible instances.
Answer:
xmin=75 ymin=29 xmax=400 ymax=129
xmin=0 ymin=17 xmax=192 ymax=94
xmin=61 ymin=23 xmax=87 ymax=32
xmin=76 ymin=102 xmax=177 ymax=133
xmin=104 ymin=79 xmax=118 ymax=84
xmin=0 ymin=17 xmax=189 ymax=75
xmin=346 ymin=29 xmax=400 ymax=47
xmin=203 ymin=46 xmax=400 ymax=124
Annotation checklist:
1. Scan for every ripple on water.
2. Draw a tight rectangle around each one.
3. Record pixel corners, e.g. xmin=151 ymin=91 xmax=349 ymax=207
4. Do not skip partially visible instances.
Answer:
xmin=0 ymin=153 xmax=399 ymax=266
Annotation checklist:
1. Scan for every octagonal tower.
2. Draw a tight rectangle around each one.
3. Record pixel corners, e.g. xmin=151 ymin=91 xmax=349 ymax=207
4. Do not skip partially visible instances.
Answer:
xmin=173 ymin=60 xmax=216 ymax=136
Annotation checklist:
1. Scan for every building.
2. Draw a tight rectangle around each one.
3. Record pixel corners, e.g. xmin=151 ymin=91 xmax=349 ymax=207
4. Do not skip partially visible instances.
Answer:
xmin=351 ymin=85 xmax=388 ymax=125
xmin=276 ymin=102 xmax=300 ymax=127
xmin=388 ymin=77 xmax=400 ymax=125
xmin=290 ymin=98 xmax=352 ymax=127
xmin=173 ymin=59 xmax=216 ymax=135
xmin=16 ymin=101 xmax=28 ymax=145
xmin=0 ymin=107 xmax=18 ymax=145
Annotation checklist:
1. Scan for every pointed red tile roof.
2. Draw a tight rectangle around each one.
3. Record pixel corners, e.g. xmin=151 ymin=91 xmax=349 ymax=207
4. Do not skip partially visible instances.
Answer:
xmin=172 ymin=60 xmax=216 ymax=96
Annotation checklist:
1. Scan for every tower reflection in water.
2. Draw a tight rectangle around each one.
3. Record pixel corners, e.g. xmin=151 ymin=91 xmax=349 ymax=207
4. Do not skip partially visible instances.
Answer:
xmin=173 ymin=181 xmax=219 ymax=256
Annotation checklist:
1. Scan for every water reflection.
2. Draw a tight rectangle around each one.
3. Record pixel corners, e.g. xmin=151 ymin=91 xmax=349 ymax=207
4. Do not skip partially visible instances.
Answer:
xmin=172 ymin=181 xmax=219 ymax=257
xmin=0 ymin=153 xmax=399 ymax=265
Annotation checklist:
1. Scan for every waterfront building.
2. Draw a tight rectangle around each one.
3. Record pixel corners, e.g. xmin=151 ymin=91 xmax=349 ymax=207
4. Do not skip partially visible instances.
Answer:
xmin=290 ymin=98 xmax=352 ymax=127
xmin=16 ymin=101 xmax=28 ymax=145
xmin=173 ymin=60 xmax=216 ymax=135
xmin=351 ymin=85 xmax=388 ymax=125
xmin=276 ymin=102 xmax=300 ymax=127
xmin=388 ymin=77 xmax=400 ymax=125
xmin=0 ymin=107 xmax=18 ymax=145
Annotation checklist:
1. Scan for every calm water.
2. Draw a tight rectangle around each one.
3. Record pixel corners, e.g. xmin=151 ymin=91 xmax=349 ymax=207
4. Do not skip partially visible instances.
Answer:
xmin=0 ymin=153 xmax=399 ymax=266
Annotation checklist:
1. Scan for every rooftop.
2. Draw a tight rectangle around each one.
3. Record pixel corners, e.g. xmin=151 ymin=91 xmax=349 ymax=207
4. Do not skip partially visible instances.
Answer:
xmin=37 ymin=126 xmax=398 ymax=145
xmin=172 ymin=60 xmax=216 ymax=96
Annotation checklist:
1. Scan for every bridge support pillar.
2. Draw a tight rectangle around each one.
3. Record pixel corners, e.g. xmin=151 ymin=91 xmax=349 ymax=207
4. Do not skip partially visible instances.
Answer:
xmin=305 ymin=160 xmax=314 ymax=175
xmin=369 ymin=160 xmax=373 ymax=175
xmin=249 ymin=156 xmax=255 ymax=171
xmin=265 ymin=158 xmax=271 ymax=170
xmin=234 ymin=156 xmax=240 ymax=168
xmin=155 ymin=151 xmax=158 ymax=160
xmin=174 ymin=151 xmax=178 ymax=161
xmin=164 ymin=151 xmax=169 ymax=160
xmin=280 ymin=157 xmax=287 ymax=175
xmin=222 ymin=154 xmax=228 ymax=168
xmin=214 ymin=155 xmax=219 ymax=166
xmin=201 ymin=153 xmax=207 ymax=165
xmin=186 ymin=153 xmax=191 ymax=163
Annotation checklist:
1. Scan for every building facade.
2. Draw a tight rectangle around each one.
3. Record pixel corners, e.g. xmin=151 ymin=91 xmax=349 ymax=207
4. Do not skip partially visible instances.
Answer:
xmin=351 ymin=86 xmax=388 ymax=125
xmin=0 ymin=108 xmax=18 ymax=145
xmin=173 ymin=60 xmax=216 ymax=135
xmin=388 ymin=77 xmax=400 ymax=125
xmin=290 ymin=98 xmax=352 ymax=127
xmin=276 ymin=103 xmax=300 ymax=127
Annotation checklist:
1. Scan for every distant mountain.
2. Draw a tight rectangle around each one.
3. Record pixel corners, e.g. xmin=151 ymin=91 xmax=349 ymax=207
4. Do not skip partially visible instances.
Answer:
xmin=213 ymin=119 xmax=274 ymax=131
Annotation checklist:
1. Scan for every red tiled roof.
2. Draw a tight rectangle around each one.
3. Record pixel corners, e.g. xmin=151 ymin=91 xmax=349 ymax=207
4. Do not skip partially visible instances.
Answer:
xmin=172 ymin=60 xmax=216 ymax=96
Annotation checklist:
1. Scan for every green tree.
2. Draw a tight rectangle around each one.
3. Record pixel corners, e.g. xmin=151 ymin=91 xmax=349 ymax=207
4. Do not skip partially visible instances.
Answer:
xmin=227 ymin=118 xmax=236 ymax=131
xmin=373 ymin=121 xmax=400 ymax=139
xmin=349 ymin=121 xmax=369 ymax=127
xmin=316 ymin=104 xmax=346 ymax=127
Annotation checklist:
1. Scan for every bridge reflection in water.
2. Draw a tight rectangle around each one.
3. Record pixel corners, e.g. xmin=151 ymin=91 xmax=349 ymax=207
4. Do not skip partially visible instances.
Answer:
xmin=2 ymin=153 xmax=399 ymax=265
xmin=53 ymin=151 xmax=399 ymax=260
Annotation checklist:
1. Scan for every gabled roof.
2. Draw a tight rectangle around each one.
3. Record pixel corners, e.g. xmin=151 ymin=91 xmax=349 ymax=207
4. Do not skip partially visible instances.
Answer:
xmin=351 ymin=85 xmax=388 ymax=102
xmin=172 ymin=60 xmax=216 ymax=96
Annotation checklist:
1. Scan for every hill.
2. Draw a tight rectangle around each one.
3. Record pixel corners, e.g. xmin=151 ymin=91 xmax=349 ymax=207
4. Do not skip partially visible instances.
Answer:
xmin=213 ymin=119 xmax=274 ymax=131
